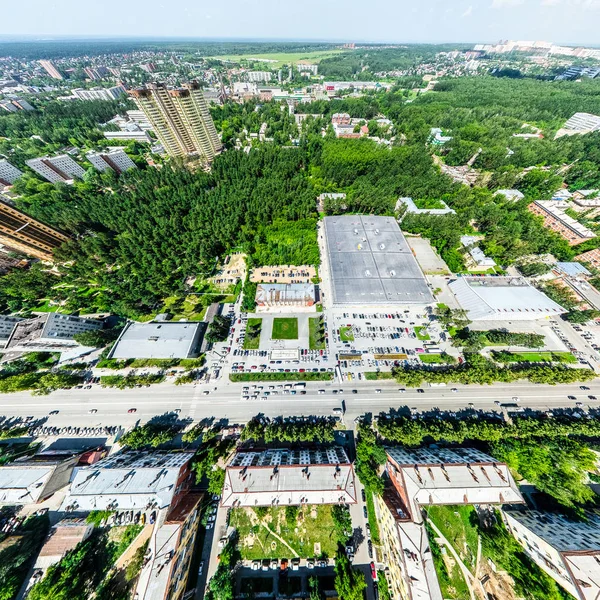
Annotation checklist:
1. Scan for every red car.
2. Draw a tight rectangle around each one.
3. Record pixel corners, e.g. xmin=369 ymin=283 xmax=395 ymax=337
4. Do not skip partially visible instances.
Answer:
xmin=128 ymin=408 xmax=137 ymax=413
xmin=370 ymin=562 xmax=377 ymax=581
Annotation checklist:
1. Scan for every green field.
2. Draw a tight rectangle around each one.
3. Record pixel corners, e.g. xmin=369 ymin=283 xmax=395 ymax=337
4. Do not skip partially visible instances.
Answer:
xmin=419 ymin=354 xmax=445 ymax=364
xmin=230 ymin=505 xmax=339 ymax=559
xmin=212 ymin=50 xmax=343 ymax=67
xmin=492 ymin=351 xmax=576 ymax=364
xmin=309 ymin=317 xmax=326 ymax=350
xmin=244 ymin=318 xmax=263 ymax=349
xmin=414 ymin=326 xmax=431 ymax=341
xmin=272 ymin=317 xmax=298 ymax=340
xmin=339 ymin=326 xmax=354 ymax=342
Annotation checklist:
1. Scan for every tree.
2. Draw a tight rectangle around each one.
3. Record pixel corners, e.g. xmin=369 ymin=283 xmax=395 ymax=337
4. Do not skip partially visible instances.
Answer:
xmin=563 ymin=309 xmax=600 ymax=324
xmin=73 ymin=327 xmax=122 ymax=348
xmin=334 ymin=546 xmax=367 ymax=600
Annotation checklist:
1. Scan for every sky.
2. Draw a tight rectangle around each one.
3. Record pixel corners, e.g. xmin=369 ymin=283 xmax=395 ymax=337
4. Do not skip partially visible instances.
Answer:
xmin=3 ymin=0 xmax=600 ymax=45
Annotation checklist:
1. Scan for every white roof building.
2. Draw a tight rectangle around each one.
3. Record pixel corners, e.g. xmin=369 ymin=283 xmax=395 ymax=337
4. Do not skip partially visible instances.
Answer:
xmin=449 ymin=276 xmax=566 ymax=321
xmin=86 ymin=149 xmax=137 ymax=175
xmin=386 ymin=447 xmax=523 ymax=524
xmin=63 ymin=451 xmax=194 ymax=512
xmin=221 ymin=447 xmax=356 ymax=507
xmin=108 ymin=321 xmax=204 ymax=360
xmin=494 ymin=189 xmax=525 ymax=202
xmin=26 ymin=154 xmax=86 ymax=183
xmin=0 ymin=159 xmax=23 ymax=186
xmin=503 ymin=508 xmax=600 ymax=600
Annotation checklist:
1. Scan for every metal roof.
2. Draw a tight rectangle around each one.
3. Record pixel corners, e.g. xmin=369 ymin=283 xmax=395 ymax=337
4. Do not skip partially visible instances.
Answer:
xmin=323 ymin=216 xmax=434 ymax=305
xmin=449 ymin=276 xmax=566 ymax=320
xmin=110 ymin=322 xmax=202 ymax=359
xmin=555 ymin=262 xmax=592 ymax=277
xmin=0 ymin=465 xmax=56 ymax=504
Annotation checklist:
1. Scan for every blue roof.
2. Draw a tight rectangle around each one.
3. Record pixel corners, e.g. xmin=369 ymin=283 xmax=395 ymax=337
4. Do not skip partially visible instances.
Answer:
xmin=555 ymin=262 xmax=591 ymax=277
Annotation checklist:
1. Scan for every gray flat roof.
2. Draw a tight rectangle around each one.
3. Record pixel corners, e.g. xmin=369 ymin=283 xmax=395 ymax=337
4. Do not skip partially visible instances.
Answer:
xmin=323 ymin=216 xmax=434 ymax=305
xmin=110 ymin=322 xmax=203 ymax=359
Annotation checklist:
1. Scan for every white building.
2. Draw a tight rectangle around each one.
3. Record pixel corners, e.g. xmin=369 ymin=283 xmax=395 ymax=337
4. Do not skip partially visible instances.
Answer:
xmin=399 ymin=196 xmax=456 ymax=216
xmin=71 ymin=86 xmax=126 ymax=102
xmin=103 ymin=129 xmax=152 ymax=142
xmin=0 ymin=315 xmax=24 ymax=347
xmin=555 ymin=112 xmax=600 ymax=139
xmin=26 ymin=155 xmax=86 ymax=183
xmin=449 ymin=276 xmax=566 ymax=321
xmin=221 ymin=447 xmax=356 ymax=507
xmin=0 ymin=159 xmax=23 ymax=185
xmin=297 ymin=64 xmax=318 ymax=75
xmin=63 ymin=451 xmax=194 ymax=512
xmin=108 ymin=321 xmax=204 ymax=360
xmin=246 ymin=71 xmax=272 ymax=83
xmin=503 ymin=508 xmax=600 ymax=600
xmin=5 ymin=312 xmax=103 ymax=353
xmin=86 ymin=149 xmax=137 ymax=174
xmin=494 ymin=189 xmax=525 ymax=202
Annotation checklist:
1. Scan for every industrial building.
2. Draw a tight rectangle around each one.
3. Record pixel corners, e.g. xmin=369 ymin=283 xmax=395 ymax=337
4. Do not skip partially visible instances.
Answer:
xmin=129 ymin=82 xmax=222 ymax=159
xmin=0 ymin=199 xmax=70 ymax=260
xmin=255 ymin=283 xmax=315 ymax=309
xmin=503 ymin=507 xmax=600 ymax=600
xmin=5 ymin=313 xmax=103 ymax=353
xmin=0 ymin=159 xmax=23 ymax=186
xmin=529 ymin=200 xmax=596 ymax=245
xmin=134 ymin=493 xmax=202 ymax=600
xmin=26 ymin=154 xmax=86 ymax=184
xmin=377 ymin=448 xmax=523 ymax=600
xmin=555 ymin=112 xmax=600 ymax=138
xmin=63 ymin=451 xmax=195 ymax=512
xmin=85 ymin=149 xmax=137 ymax=174
xmin=323 ymin=215 xmax=434 ymax=306
xmin=449 ymin=276 xmax=566 ymax=321
xmin=221 ymin=447 xmax=356 ymax=507
xmin=108 ymin=321 xmax=204 ymax=360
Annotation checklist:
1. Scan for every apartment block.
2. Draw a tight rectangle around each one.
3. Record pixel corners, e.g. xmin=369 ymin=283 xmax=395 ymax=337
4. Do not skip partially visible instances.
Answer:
xmin=376 ymin=447 xmax=523 ymax=600
xmin=0 ymin=315 xmax=24 ymax=347
xmin=529 ymin=200 xmax=596 ymax=245
xmin=5 ymin=312 xmax=103 ymax=353
xmin=86 ymin=149 xmax=136 ymax=174
xmin=26 ymin=155 xmax=86 ymax=183
xmin=246 ymin=71 xmax=273 ymax=83
xmin=503 ymin=507 xmax=600 ymax=600
xmin=72 ymin=86 xmax=126 ymax=101
xmin=83 ymin=66 xmax=110 ymax=80
xmin=0 ymin=199 xmax=70 ymax=260
xmin=0 ymin=159 xmax=23 ymax=186
xmin=129 ymin=82 xmax=222 ymax=159
xmin=38 ymin=60 xmax=63 ymax=80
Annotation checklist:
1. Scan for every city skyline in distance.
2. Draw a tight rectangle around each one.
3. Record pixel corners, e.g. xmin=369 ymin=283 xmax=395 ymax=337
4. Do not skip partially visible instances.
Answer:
xmin=2 ymin=0 xmax=600 ymax=46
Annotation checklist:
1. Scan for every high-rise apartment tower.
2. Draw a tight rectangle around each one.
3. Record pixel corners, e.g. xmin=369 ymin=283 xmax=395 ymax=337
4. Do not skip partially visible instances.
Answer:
xmin=129 ymin=82 xmax=222 ymax=159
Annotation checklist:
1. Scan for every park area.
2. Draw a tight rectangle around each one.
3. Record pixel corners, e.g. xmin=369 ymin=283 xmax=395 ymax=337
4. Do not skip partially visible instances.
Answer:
xmin=425 ymin=505 xmax=572 ymax=600
xmin=229 ymin=505 xmax=339 ymax=560
xmin=272 ymin=317 xmax=298 ymax=340
xmin=244 ymin=318 xmax=262 ymax=349
xmin=308 ymin=317 xmax=326 ymax=350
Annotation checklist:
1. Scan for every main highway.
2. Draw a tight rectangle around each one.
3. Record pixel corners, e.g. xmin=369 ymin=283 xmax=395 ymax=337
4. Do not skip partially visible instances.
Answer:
xmin=2 ymin=379 xmax=599 ymax=428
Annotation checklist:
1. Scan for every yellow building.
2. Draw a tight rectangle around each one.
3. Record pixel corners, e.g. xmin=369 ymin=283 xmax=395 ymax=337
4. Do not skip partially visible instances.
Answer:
xmin=129 ymin=82 xmax=222 ymax=160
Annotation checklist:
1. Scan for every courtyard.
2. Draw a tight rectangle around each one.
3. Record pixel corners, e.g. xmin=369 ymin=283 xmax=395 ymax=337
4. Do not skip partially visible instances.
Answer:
xmin=272 ymin=317 xmax=299 ymax=340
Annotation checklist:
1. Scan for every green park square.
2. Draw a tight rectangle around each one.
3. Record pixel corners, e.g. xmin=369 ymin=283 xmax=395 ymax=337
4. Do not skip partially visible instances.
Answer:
xmin=272 ymin=317 xmax=299 ymax=340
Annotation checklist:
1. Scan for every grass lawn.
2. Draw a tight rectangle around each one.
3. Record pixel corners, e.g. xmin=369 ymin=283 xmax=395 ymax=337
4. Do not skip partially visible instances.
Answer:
xmin=309 ymin=317 xmax=326 ymax=350
xmin=492 ymin=351 xmax=576 ymax=364
xmin=363 ymin=371 xmax=394 ymax=380
xmin=244 ymin=318 xmax=262 ymax=349
xmin=426 ymin=505 xmax=479 ymax=573
xmin=419 ymin=354 xmax=445 ymax=364
xmin=414 ymin=326 xmax=431 ymax=341
xmin=230 ymin=505 xmax=338 ymax=560
xmin=272 ymin=317 xmax=298 ymax=340
xmin=339 ymin=326 xmax=354 ymax=342
xmin=212 ymin=49 xmax=343 ymax=67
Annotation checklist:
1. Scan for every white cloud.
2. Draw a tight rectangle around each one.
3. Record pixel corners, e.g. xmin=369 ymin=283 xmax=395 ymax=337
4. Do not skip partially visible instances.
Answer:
xmin=491 ymin=0 xmax=524 ymax=7
xmin=462 ymin=5 xmax=473 ymax=16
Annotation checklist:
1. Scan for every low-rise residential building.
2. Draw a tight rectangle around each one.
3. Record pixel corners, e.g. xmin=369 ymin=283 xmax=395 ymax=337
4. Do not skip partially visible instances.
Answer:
xmin=255 ymin=283 xmax=315 ymax=309
xmin=331 ymin=113 xmax=351 ymax=125
xmin=399 ymin=197 xmax=456 ymax=216
xmin=0 ymin=452 xmax=80 ymax=505
xmin=221 ymin=447 xmax=356 ymax=507
xmin=5 ymin=313 xmax=103 ymax=353
xmin=503 ymin=507 xmax=600 ymax=600
xmin=494 ymin=189 xmax=525 ymax=202
xmin=63 ymin=451 xmax=195 ymax=512
xmin=26 ymin=155 xmax=86 ymax=184
xmin=376 ymin=448 xmax=523 ymax=600
xmin=0 ymin=159 xmax=23 ymax=186
xmin=108 ymin=321 xmax=204 ymax=360
xmin=449 ymin=276 xmax=566 ymax=321
xmin=529 ymin=200 xmax=596 ymax=245
xmin=576 ymin=248 xmax=600 ymax=270
xmin=135 ymin=493 xmax=202 ymax=600
xmin=86 ymin=149 xmax=137 ymax=174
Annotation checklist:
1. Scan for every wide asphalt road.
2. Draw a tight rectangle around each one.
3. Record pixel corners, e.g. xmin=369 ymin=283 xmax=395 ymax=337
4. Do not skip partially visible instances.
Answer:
xmin=2 ymin=379 xmax=599 ymax=427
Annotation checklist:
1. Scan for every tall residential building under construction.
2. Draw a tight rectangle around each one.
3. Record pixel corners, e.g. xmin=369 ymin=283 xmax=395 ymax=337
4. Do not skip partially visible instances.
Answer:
xmin=129 ymin=82 xmax=222 ymax=159
xmin=0 ymin=199 xmax=69 ymax=261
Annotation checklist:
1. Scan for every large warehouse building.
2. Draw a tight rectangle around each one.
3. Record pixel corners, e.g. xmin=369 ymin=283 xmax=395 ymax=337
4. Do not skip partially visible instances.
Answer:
xmin=323 ymin=216 xmax=433 ymax=306
xmin=449 ymin=276 xmax=566 ymax=321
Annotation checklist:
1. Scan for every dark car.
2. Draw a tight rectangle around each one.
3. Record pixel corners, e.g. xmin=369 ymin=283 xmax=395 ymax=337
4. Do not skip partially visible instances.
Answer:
xmin=363 ymin=506 xmax=368 ymax=518
xmin=361 ymin=489 xmax=366 ymax=502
